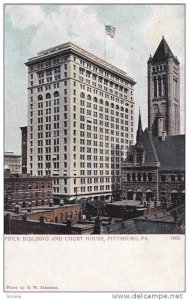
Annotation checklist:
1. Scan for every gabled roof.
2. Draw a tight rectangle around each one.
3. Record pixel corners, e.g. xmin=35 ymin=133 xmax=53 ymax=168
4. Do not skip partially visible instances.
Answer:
xmin=87 ymin=200 xmax=105 ymax=209
xmin=152 ymin=37 xmax=179 ymax=64
xmin=138 ymin=130 xmax=185 ymax=171
xmin=152 ymin=135 xmax=185 ymax=171
xmin=139 ymin=129 xmax=159 ymax=163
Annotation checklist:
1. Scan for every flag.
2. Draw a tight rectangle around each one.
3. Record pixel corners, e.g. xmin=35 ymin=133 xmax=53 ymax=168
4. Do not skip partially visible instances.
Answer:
xmin=105 ymin=25 xmax=116 ymax=38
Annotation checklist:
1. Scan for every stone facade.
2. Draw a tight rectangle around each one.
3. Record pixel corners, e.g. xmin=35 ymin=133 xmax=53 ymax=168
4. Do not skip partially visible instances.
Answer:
xmin=122 ymin=163 xmax=159 ymax=203
xmin=148 ymin=36 xmax=180 ymax=136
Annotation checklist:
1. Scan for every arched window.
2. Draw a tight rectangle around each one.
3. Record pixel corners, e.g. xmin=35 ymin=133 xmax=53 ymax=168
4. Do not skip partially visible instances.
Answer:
xmin=132 ymin=173 xmax=136 ymax=181
xmin=146 ymin=189 xmax=153 ymax=201
xmin=148 ymin=173 xmax=152 ymax=182
xmin=162 ymin=75 xmax=166 ymax=97
xmin=154 ymin=76 xmax=157 ymax=98
xmin=116 ymin=105 xmax=119 ymax=110
xmin=80 ymin=92 xmax=85 ymax=99
xmin=93 ymin=97 xmax=97 ymax=103
xmin=161 ymin=175 xmax=166 ymax=182
xmin=127 ymin=173 xmax=130 ymax=182
xmin=46 ymin=93 xmax=51 ymax=99
xmin=143 ymin=173 xmax=146 ymax=182
xmin=87 ymin=95 xmax=91 ymax=100
xmin=171 ymin=175 xmax=175 ymax=182
xmin=127 ymin=189 xmax=133 ymax=200
xmin=121 ymin=106 xmax=124 ymax=111
xmin=38 ymin=95 xmax=43 ymax=101
xmin=171 ymin=189 xmax=178 ymax=204
xmin=158 ymin=75 xmax=162 ymax=97
xmin=105 ymin=101 xmax=109 ymax=106
xmin=99 ymin=99 xmax=103 ymax=105
xmin=138 ymin=173 xmax=141 ymax=182
xmin=54 ymin=91 xmax=59 ymax=97
xmin=125 ymin=108 xmax=128 ymax=113
xmin=111 ymin=103 xmax=114 ymax=108
xmin=136 ymin=189 xmax=142 ymax=201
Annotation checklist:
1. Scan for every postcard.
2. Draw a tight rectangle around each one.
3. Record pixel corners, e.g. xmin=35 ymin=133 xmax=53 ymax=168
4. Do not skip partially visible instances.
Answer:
xmin=2 ymin=2 xmax=186 ymax=299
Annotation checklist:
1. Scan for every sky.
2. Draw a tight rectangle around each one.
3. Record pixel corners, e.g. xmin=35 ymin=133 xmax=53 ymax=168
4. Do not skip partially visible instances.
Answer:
xmin=4 ymin=4 xmax=185 ymax=154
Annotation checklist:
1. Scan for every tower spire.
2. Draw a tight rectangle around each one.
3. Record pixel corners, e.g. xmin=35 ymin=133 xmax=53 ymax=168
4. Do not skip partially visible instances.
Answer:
xmin=136 ymin=108 xmax=143 ymax=142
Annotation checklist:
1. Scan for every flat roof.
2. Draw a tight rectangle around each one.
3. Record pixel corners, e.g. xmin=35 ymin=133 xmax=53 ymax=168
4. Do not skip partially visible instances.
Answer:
xmin=25 ymin=42 xmax=136 ymax=85
xmin=107 ymin=200 xmax=142 ymax=207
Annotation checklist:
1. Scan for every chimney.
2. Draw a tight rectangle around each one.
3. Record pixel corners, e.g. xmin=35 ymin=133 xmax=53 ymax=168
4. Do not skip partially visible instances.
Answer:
xmin=39 ymin=215 xmax=46 ymax=223
xmin=160 ymin=131 xmax=166 ymax=142
xmin=22 ymin=213 xmax=28 ymax=221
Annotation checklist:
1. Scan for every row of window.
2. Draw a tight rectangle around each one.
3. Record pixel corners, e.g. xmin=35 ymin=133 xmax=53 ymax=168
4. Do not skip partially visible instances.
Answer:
xmin=30 ymin=139 xmax=131 ymax=155
xmin=161 ymin=175 xmax=184 ymax=182
xmin=6 ymin=191 xmax=51 ymax=199
xmin=125 ymin=173 xmax=153 ymax=182
xmin=124 ymin=173 xmax=184 ymax=182
xmin=152 ymin=64 xmax=166 ymax=73
xmin=80 ymin=93 xmax=131 ymax=110
xmin=30 ymin=52 xmax=133 ymax=91
xmin=30 ymin=56 xmax=68 ymax=71
xmin=79 ymin=77 xmax=129 ymax=99
xmin=6 ymin=182 xmax=51 ymax=190
xmin=78 ymin=61 xmax=131 ymax=87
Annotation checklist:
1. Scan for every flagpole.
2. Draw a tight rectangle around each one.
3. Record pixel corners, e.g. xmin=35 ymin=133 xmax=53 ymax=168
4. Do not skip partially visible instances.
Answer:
xmin=104 ymin=24 xmax=106 ymax=60
xmin=104 ymin=25 xmax=106 ymax=61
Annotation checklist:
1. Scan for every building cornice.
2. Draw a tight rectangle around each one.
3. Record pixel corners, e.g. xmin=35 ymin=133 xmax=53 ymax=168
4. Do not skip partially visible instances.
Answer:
xmin=25 ymin=42 xmax=136 ymax=85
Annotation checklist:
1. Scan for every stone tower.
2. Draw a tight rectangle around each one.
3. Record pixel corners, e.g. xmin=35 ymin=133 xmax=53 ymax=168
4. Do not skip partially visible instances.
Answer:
xmin=148 ymin=36 xmax=180 ymax=136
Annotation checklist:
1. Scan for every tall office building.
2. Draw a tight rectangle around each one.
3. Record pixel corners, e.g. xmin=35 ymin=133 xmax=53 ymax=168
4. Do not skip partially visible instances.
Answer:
xmin=148 ymin=36 xmax=180 ymax=136
xmin=25 ymin=42 xmax=136 ymax=201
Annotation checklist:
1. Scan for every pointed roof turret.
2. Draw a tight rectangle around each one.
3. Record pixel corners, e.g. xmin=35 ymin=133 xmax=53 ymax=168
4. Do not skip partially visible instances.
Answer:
xmin=152 ymin=36 xmax=179 ymax=64
xmin=148 ymin=54 xmax=153 ymax=64
xmin=136 ymin=108 xmax=143 ymax=142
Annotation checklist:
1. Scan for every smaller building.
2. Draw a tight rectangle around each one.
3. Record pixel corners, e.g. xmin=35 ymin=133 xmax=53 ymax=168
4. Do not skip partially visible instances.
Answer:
xmin=4 ymin=151 xmax=22 ymax=174
xmin=4 ymin=173 xmax=53 ymax=210
xmin=86 ymin=199 xmax=107 ymax=217
xmin=4 ymin=204 xmax=95 ymax=235
xmin=106 ymin=200 xmax=147 ymax=219
xmin=9 ymin=204 xmax=81 ymax=224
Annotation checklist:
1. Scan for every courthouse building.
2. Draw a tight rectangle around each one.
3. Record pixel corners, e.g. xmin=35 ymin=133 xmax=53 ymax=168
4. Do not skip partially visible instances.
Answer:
xmin=25 ymin=42 xmax=136 ymax=202
xmin=122 ymin=37 xmax=185 ymax=205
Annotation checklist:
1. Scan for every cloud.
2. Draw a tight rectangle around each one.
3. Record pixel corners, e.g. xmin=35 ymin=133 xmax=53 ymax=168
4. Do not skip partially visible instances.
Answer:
xmin=29 ymin=6 xmax=107 ymax=55
xmin=21 ymin=5 xmax=129 ymax=71
xmin=5 ymin=5 xmax=45 ymax=29
xmin=142 ymin=5 xmax=184 ymax=62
